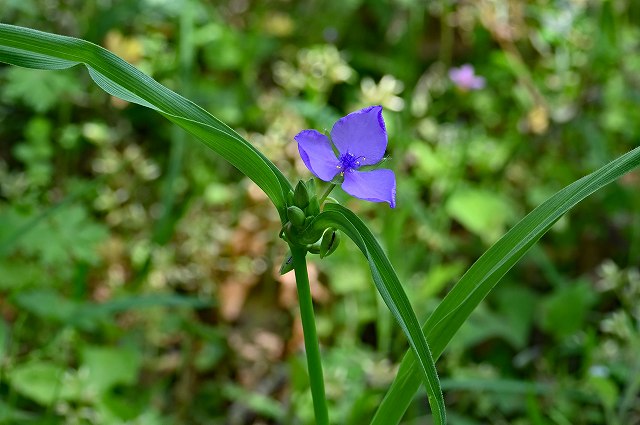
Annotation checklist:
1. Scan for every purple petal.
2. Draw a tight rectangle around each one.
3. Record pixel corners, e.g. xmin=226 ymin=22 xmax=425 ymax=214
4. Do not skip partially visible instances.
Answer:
xmin=448 ymin=65 xmax=470 ymax=83
xmin=449 ymin=64 xmax=485 ymax=91
xmin=330 ymin=105 xmax=387 ymax=166
xmin=470 ymin=76 xmax=486 ymax=89
xmin=341 ymin=169 xmax=396 ymax=208
xmin=458 ymin=64 xmax=475 ymax=78
xmin=295 ymin=129 xmax=341 ymax=181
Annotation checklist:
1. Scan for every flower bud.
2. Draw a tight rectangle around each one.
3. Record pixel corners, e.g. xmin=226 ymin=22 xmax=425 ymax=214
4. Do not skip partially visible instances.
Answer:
xmin=306 ymin=178 xmax=316 ymax=195
xmin=306 ymin=196 xmax=320 ymax=216
xmin=287 ymin=206 xmax=306 ymax=228
xmin=286 ymin=189 xmax=295 ymax=206
xmin=319 ymin=228 xmax=340 ymax=258
xmin=281 ymin=222 xmax=295 ymax=242
xmin=294 ymin=180 xmax=310 ymax=209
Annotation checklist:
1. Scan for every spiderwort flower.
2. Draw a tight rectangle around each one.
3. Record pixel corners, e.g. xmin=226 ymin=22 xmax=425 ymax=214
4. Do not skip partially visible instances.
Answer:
xmin=294 ymin=105 xmax=396 ymax=208
xmin=449 ymin=64 xmax=485 ymax=91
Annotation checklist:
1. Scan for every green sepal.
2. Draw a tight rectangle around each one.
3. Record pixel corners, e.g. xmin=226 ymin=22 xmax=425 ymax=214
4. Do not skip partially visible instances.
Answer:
xmin=281 ymin=222 xmax=297 ymax=245
xmin=306 ymin=196 xmax=320 ymax=216
xmin=319 ymin=228 xmax=340 ymax=258
xmin=287 ymin=206 xmax=306 ymax=228
xmin=306 ymin=178 xmax=316 ymax=195
xmin=279 ymin=253 xmax=294 ymax=275
xmin=286 ymin=189 xmax=295 ymax=206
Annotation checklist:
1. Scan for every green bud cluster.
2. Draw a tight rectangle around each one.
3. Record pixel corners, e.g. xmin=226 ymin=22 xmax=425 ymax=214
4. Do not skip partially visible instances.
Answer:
xmin=279 ymin=179 xmax=342 ymax=274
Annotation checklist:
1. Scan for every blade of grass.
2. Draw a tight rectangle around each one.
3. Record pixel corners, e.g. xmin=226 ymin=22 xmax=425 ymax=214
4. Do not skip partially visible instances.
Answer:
xmin=0 ymin=23 xmax=291 ymax=218
xmin=305 ymin=204 xmax=446 ymax=425
xmin=371 ymin=145 xmax=640 ymax=424
xmin=152 ymin=2 xmax=194 ymax=245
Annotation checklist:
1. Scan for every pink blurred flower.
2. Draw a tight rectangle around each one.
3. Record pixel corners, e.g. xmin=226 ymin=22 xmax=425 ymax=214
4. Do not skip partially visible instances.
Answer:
xmin=449 ymin=64 xmax=485 ymax=91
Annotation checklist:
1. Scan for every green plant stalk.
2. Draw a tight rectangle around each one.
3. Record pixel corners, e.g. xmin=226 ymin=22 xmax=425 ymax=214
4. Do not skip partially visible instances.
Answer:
xmin=153 ymin=0 xmax=193 ymax=245
xmin=319 ymin=183 xmax=336 ymax=205
xmin=290 ymin=245 xmax=329 ymax=425
xmin=439 ymin=0 xmax=453 ymax=67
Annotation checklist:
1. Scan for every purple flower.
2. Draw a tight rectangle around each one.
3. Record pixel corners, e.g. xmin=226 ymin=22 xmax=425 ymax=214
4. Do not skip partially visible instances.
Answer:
xmin=294 ymin=105 xmax=396 ymax=208
xmin=449 ymin=64 xmax=485 ymax=91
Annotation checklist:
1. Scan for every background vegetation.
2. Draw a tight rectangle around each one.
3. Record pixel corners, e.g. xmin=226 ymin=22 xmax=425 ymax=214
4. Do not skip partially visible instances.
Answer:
xmin=1 ymin=0 xmax=639 ymax=424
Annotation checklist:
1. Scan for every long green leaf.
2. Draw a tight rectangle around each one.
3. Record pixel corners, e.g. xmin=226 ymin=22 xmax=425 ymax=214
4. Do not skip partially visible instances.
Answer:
xmin=308 ymin=204 xmax=446 ymax=425
xmin=372 ymin=145 xmax=640 ymax=424
xmin=0 ymin=23 xmax=291 ymax=217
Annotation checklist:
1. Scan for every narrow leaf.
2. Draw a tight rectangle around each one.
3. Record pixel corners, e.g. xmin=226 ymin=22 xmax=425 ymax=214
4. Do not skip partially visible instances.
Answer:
xmin=372 ymin=146 xmax=640 ymax=424
xmin=309 ymin=204 xmax=447 ymax=425
xmin=0 ymin=23 xmax=291 ymax=216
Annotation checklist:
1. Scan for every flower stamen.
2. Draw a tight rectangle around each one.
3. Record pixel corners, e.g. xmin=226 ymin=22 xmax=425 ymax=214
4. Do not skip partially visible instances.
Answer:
xmin=338 ymin=152 xmax=366 ymax=173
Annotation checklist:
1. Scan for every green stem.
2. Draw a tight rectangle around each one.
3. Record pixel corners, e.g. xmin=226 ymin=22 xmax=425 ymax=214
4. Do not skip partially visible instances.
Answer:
xmin=153 ymin=0 xmax=193 ymax=245
xmin=319 ymin=183 xmax=337 ymax=205
xmin=439 ymin=0 xmax=453 ymax=67
xmin=290 ymin=245 xmax=329 ymax=425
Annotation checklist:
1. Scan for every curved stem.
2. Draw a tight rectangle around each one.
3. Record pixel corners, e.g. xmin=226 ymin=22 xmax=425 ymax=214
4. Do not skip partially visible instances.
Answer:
xmin=290 ymin=245 xmax=329 ymax=425
xmin=319 ymin=183 xmax=337 ymax=205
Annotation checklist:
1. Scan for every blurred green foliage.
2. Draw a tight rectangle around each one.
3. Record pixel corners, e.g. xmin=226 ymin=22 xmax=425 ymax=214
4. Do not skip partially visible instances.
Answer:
xmin=1 ymin=0 xmax=639 ymax=424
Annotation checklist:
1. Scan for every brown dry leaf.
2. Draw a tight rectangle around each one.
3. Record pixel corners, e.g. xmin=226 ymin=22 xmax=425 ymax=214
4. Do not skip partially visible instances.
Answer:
xmin=276 ymin=261 xmax=330 ymax=308
xmin=155 ymin=352 xmax=183 ymax=374
xmin=219 ymin=274 xmax=258 ymax=321
xmin=247 ymin=180 xmax=270 ymax=203
xmin=228 ymin=329 xmax=284 ymax=388
xmin=287 ymin=313 xmax=305 ymax=354
xmin=254 ymin=329 xmax=285 ymax=362
xmin=620 ymin=170 xmax=639 ymax=186
xmin=230 ymin=211 xmax=269 ymax=257
xmin=103 ymin=30 xmax=143 ymax=109
xmin=477 ymin=0 xmax=526 ymax=42
xmin=528 ymin=104 xmax=549 ymax=135
xmin=0 ymin=296 xmax=18 ymax=322
xmin=110 ymin=96 xmax=130 ymax=109
xmin=104 ymin=30 xmax=143 ymax=63
xmin=262 ymin=12 xmax=295 ymax=37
